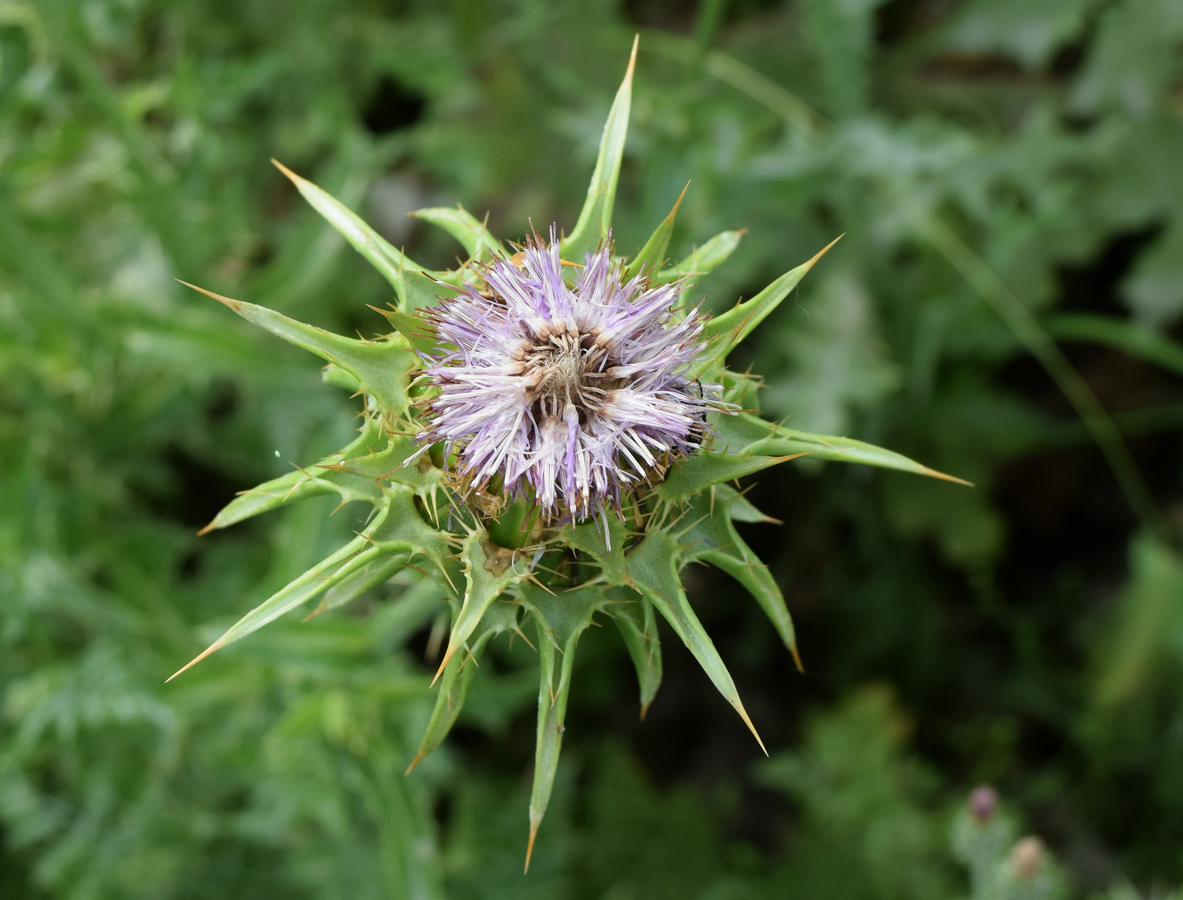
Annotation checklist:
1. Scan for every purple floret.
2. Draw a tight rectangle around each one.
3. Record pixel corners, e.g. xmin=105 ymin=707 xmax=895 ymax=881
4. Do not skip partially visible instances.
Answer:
xmin=421 ymin=226 xmax=717 ymax=522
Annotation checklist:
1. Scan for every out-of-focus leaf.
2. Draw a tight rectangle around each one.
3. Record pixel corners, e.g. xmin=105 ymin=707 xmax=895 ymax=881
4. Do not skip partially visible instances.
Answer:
xmin=1070 ymin=0 xmax=1183 ymax=116
xmin=1123 ymin=224 xmax=1183 ymax=327
xmin=760 ymin=272 xmax=902 ymax=437
xmin=942 ymin=0 xmax=1095 ymax=68
xmin=1047 ymin=312 xmax=1183 ymax=377
xmin=1097 ymin=533 xmax=1183 ymax=705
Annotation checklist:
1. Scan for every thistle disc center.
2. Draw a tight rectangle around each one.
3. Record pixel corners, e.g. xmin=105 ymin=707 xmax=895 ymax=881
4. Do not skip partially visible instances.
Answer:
xmin=521 ymin=327 xmax=611 ymax=425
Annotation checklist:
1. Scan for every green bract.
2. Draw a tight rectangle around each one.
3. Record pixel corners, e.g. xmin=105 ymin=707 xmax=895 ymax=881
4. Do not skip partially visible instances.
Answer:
xmin=171 ymin=39 xmax=967 ymax=869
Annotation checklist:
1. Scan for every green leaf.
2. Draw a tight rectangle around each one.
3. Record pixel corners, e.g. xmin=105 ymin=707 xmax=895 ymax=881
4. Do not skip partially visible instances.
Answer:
xmin=692 ymin=236 xmax=842 ymax=377
xmin=654 ymin=229 xmax=745 ymax=283
xmin=433 ymin=531 xmax=524 ymax=681
xmin=560 ymin=37 xmax=637 ymax=263
xmin=407 ymin=598 xmax=521 ymax=773
xmin=367 ymin=486 xmax=457 ymax=586
xmin=200 ymin=469 xmax=338 ymax=535
xmin=625 ymin=183 xmax=686 ymax=281
xmin=728 ymin=488 xmax=778 ymax=523
xmin=713 ymin=411 xmax=971 ymax=485
xmin=1047 ymin=311 xmax=1183 ymax=378
xmin=566 ymin=515 xmax=633 ymax=585
xmin=655 ymin=447 xmax=801 ymax=503
xmin=680 ymin=488 xmax=802 ymax=669
xmin=943 ymin=0 xmax=1094 ymax=69
xmin=321 ymin=433 xmax=445 ymax=496
xmin=181 ymin=282 xmax=419 ymax=416
xmin=200 ymin=418 xmax=391 ymax=534
xmin=1096 ymin=532 xmax=1183 ymax=705
xmin=322 ymin=363 xmax=361 ymax=392
xmin=271 ymin=159 xmax=465 ymax=295
xmin=610 ymin=588 xmax=663 ymax=715
xmin=168 ymin=505 xmax=396 ymax=681
xmin=314 ymin=553 xmax=410 ymax=616
xmin=370 ymin=305 xmax=440 ymax=354
xmin=517 ymin=584 xmax=609 ymax=871
xmin=627 ymin=531 xmax=766 ymax=753
xmin=411 ymin=206 xmax=507 ymax=263
xmin=393 ymin=266 xmax=463 ymax=316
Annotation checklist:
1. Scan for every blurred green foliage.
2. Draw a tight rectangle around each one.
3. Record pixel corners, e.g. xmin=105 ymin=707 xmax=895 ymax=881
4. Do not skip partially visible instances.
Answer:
xmin=4 ymin=0 xmax=1183 ymax=897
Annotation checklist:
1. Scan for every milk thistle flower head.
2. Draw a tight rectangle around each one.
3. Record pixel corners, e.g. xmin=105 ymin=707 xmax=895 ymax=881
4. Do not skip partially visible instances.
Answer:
xmin=170 ymin=38 xmax=967 ymax=870
xmin=423 ymin=226 xmax=714 ymax=526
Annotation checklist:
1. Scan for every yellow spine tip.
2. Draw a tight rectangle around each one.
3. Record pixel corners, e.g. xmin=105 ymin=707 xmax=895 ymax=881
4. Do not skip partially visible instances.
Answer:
xmin=625 ymin=34 xmax=639 ymax=84
xmin=524 ymin=821 xmax=540 ymax=873
xmin=404 ymin=753 xmax=424 ymax=776
xmin=430 ymin=643 xmax=456 ymax=687
xmin=270 ymin=158 xmax=304 ymax=185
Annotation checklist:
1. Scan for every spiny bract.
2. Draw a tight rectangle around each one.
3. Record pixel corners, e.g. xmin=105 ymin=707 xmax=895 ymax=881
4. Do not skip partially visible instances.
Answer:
xmin=170 ymin=39 xmax=966 ymax=870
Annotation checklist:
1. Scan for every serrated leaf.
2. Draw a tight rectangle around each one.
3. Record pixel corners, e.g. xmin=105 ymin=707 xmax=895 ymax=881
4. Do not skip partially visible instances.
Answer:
xmin=560 ymin=37 xmax=637 ymax=263
xmin=180 ymin=282 xmax=419 ymax=416
xmin=200 ymin=418 xmax=391 ymax=534
xmin=680 ymin=489 xmax=801 ymax=669
xmin=367 ymin=486 xmax=456 ymax=583
xmin=566 ymin=515 xmax=632 ymax=584
xmin=713 ymin=411 xmax=971 ymax=484
xmin=395 ymin=266 xmax=462 ymax=316
xmin=518 ymin=583 xmax=608 ymax=871
xmin=692 ymin=236 xmax=842 ymax=377
xmin=655 ymin=229 xmax=745 ymax=283
xmin=610 ymin=588 xmax=663 ymax=715
xmin=655 ymin=447 xmax=805 ymax=502
xmin=407 ymin=599 xmax=520 ymax=772
xmin=314 ymin=553 xmax=410 ymax=616
xmin=433 ymin=531 xmax=524 ymax=681
xmin=321 ymin=433 xmax=444 ymax=496
xmin=200 ymin=468 xmax=339 ymax=535
xmin=625 ymin=183 xmax=686 ymax=281
xmin=370 ymin=305 xmax=440 ymax=354
xmin=627 ymin=531 xmax=766 ymax=753
xmin=412 ymin=206 xmax=507 ymax=263
xmin=169 ymin=505 xmax=396 ymax=680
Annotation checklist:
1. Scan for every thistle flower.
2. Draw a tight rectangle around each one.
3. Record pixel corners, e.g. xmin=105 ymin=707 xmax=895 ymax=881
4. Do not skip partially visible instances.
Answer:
xmin=423 ymin=227 xmax=714 ymax=524
xmin=170 ymin=37 xmax=967 ymax=870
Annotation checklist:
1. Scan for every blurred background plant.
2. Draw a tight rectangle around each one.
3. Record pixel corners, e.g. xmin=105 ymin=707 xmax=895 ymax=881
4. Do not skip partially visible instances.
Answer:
xmin=3 ymin=0 xmax=1183 ymax=897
